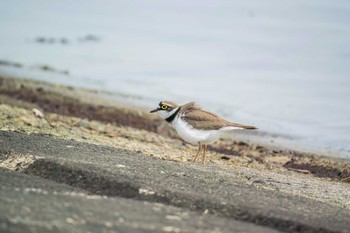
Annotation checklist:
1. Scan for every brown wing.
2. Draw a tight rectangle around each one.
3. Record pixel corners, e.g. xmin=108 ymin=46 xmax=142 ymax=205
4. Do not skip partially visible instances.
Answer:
xmin=180 ymin=102 xmax=257 ymax=130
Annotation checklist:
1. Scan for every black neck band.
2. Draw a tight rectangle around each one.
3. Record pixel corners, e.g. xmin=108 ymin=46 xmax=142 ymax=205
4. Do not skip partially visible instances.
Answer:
xmin=165 ymin=107 xmax=181 ymax=123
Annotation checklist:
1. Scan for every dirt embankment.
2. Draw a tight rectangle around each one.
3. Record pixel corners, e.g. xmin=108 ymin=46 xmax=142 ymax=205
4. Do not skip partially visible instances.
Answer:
xmin=1 ymin=75 xmax=349 ymax=181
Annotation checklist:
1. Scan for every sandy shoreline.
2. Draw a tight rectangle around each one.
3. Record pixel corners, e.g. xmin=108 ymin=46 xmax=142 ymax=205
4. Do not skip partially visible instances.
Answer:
xmin=1 ymin=74 xmax=350 ymax=232
xmin=1 ymin=74 xmax=349 ymax=180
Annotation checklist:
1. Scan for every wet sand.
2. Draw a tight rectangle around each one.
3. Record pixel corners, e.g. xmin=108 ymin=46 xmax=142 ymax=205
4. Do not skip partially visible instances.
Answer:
xmin=1 ymin=74 xmax=350 ymax=233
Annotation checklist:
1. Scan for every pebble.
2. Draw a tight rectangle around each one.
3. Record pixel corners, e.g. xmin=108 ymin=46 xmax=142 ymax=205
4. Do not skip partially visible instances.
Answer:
xmin=78 ymin=119 xmax=90 ymax=128
xmin=32 ymin=108 xmax=44 ymax=118
xmin=161 ymin=226 xmax=181 ymax=233
xmin=138 ymin=188 xmax=155 ymax=196
xmin=165 ymin=215 xmax=182 ymax=221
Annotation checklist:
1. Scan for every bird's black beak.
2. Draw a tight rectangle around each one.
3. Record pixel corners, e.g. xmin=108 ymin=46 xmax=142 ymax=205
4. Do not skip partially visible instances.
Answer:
xmin=150 ymin=108 xmax=159 ymax=113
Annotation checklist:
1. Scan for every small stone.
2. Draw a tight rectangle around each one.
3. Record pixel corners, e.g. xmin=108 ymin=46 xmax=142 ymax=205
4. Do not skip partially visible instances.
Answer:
xmin=161 ymin=226 xmax=181 ymax=233
xmin=287 ymin=168 xmax=311 ymax=174
xmin=78 ymin=119 xmax=90 ymax=128
xmin=252 ymin=179 xmax=266 ymax=184
xmin=221 ymin=155 xmax=231 ymax=160
xmin=66 ymin=217 xmax=75 ymax=224
xmin=165 ymin=215 xmax=181 ymax=221
xmin=138 ymin=188 xmax=155 ymax=195
xmin=237 ymin=141 xmax=248 ymax=146
xmin=104 ymin=221 xmax=113 ymax=228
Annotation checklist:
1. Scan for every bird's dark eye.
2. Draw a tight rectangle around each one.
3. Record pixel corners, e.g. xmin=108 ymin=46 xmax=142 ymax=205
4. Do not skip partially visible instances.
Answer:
xmin=161 ymin=104 xmax=168 ymax=110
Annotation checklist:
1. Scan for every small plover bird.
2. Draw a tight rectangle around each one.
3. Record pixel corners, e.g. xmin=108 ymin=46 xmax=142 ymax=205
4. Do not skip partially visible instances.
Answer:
xmin=150 ymin=101 xmax=256 ymax=164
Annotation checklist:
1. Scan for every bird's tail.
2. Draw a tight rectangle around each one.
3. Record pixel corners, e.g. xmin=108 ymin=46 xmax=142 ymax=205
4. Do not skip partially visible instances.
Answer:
xmin=230 ymin=123 xmax=257 ymax=130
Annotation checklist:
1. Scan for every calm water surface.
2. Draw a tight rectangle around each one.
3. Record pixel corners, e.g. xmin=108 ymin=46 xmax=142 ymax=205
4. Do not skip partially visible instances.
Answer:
xmin=1 ymin=0 xmax=350 ymax=157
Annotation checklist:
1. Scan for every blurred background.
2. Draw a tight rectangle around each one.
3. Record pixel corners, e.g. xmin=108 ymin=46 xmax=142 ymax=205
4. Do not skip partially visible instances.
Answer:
xmin=0 ymin=0 xmax=349 ymax=157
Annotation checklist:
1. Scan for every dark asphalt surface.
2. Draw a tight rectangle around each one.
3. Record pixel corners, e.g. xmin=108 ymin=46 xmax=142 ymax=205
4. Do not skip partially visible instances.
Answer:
xmin=1 ymin=169 xmax=276 ymax=233
xmin=1 ymin=130 xmax=349 ymax=233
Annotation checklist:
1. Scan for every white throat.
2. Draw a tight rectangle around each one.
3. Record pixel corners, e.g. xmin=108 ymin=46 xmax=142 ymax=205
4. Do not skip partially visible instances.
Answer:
xmin=158 ymin=107 xmax=179 ymax=120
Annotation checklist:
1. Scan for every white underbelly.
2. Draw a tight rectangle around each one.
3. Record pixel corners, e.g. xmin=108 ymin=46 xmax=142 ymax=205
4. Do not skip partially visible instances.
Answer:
xmin=171 ymin=117 xmax=222 ymax=145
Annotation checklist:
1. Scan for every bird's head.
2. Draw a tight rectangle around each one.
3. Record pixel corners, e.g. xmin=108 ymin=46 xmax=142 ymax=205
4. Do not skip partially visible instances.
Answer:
xmin=150 ymin=101 xmax=179 ymax=119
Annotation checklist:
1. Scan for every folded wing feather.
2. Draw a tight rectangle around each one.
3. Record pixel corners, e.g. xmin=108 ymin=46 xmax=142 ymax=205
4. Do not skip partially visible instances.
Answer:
xmin=181 ymin=102 xmax=256 ymax=130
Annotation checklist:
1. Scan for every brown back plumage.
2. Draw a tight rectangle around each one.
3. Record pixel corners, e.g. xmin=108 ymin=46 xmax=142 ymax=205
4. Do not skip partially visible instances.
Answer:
xmin=179 ymin=102 xmax=256 ymax=130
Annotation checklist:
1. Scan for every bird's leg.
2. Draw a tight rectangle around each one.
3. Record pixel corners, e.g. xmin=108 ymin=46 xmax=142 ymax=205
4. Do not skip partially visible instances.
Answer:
xmin=192 ymin=142 xmax=202 ymax=163
xmin=202 ymin=145 xmax=207 ymax=165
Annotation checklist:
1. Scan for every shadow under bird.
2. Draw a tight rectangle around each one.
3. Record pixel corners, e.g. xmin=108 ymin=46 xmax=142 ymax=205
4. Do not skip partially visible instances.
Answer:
xmin=150 ymin=101 xmax=257 ymax=164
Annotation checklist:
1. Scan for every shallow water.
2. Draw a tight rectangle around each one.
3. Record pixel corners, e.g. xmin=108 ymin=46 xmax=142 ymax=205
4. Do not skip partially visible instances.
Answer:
xmin=1 ymin=0 xmax=350 ymax=158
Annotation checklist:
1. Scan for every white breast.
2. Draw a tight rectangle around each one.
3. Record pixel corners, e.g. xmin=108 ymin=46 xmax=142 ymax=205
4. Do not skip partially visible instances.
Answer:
xmin=171 ymin=115 xmax=223 ymax=145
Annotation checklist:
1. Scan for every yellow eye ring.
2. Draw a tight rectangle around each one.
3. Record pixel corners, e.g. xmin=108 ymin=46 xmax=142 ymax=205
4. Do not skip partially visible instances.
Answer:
xmin=161 ymin=104 xmax=168 ymax=110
